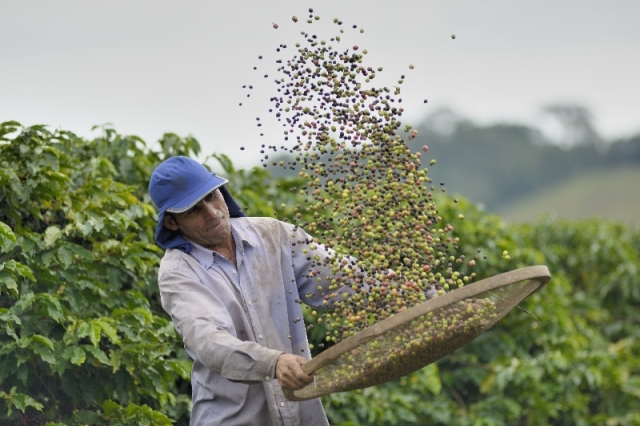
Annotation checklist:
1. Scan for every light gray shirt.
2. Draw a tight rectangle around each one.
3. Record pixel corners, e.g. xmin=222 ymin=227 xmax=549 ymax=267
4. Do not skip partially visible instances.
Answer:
xmin=158 ymin=217 xmax=345 ymax=426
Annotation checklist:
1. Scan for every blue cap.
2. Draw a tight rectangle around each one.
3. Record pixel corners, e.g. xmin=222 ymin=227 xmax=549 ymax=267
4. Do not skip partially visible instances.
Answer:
xmin=148 ymin=156 xmax=246 ymax=252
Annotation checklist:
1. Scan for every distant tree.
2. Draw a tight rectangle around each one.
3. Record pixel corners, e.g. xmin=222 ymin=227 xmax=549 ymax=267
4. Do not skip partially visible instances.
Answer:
xmin=540 ymin=104 xmax=603 ymax=149
xmin=411 ymin=105 xmax=640 ymax=213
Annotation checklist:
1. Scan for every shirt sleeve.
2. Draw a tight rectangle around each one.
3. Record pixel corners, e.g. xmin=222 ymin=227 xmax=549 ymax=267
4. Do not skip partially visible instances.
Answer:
xmin=158 ymin=265 xmax=283 ymax=383
xmin=289 ymin=225 xmax=364 ymax=308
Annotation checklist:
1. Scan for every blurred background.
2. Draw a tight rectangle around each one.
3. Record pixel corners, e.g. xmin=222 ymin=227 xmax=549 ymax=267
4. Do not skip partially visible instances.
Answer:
xmin=2 ymin=0 xmax=639 ymax=223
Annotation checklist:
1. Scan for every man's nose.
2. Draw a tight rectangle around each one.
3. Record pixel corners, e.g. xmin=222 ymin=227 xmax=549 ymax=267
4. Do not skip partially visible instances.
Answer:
xmin=202 ymin=201 xmax=220 ymax=218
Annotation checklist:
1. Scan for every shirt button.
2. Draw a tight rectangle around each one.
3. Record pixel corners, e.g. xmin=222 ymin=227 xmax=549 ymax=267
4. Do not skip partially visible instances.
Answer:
xmin=258 ymin=334 xmax=263 ymax=339
xmin=280 ymin=402 xmax=285 ymax=407
xmin=233 ymin=270 xmax=237 ymax=274
xmin=248 ymin=301 xmax=252 ymax=305
xmin=265 ymin=376 xmax=270 ymax=381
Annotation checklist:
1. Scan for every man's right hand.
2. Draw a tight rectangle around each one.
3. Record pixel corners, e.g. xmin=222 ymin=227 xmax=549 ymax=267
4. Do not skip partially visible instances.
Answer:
xmin=275 ymin=353 xmax=313 ymax=390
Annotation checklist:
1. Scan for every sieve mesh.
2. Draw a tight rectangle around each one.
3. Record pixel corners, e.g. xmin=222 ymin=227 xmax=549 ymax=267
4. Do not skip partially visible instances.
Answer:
xmin=285 ymin=265 xmax=551 ymax=401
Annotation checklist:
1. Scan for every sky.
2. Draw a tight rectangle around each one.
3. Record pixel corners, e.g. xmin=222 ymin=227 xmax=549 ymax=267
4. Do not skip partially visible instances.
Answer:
xmin=2 ymin=0 xmax=639 ymax=169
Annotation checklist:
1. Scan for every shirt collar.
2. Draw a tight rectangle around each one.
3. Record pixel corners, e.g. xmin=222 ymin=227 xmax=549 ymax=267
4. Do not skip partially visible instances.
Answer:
xmin=188 ymin=218 xmax=259 ymax=269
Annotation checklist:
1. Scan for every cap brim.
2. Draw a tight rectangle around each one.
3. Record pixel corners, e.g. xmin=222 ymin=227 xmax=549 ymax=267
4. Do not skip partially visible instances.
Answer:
xmin=165 ymin=175 xmax=229 ymax=213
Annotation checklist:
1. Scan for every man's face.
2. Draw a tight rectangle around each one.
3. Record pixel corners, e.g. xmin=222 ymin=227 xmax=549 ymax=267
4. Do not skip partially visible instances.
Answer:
xmin=162 ymin=189 xmax=232 ymax=250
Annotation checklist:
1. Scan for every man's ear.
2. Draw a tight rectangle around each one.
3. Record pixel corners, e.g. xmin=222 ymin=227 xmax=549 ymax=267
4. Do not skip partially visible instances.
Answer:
xmin=163 ymin=214 xmax=180 ymax=231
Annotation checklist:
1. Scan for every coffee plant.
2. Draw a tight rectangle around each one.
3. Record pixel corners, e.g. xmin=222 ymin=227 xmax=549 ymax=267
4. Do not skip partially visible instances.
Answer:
xmin=0 ymin=122 xmax=197 ymax=425
xmin=323 ymin=203 xmax=640 ymax=426
xmin=0 ymin=120 xmax=318 ymax=425
xmin=2 ymin=120 xmax=639 ymax=425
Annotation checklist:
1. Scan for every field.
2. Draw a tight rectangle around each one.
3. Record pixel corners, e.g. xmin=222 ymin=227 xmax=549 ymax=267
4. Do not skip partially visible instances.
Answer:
xmin=496 ymin=166 xmax=640 ymax=225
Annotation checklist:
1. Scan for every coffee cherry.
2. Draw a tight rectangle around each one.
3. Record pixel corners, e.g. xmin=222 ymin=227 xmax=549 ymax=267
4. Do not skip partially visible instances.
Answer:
xmin=243 ymin=10 xmax=483 ymax=349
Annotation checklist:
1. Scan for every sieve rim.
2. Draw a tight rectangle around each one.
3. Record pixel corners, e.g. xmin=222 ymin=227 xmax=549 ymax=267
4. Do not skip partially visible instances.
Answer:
xmin=285 ymin=265 xmax=551 ymax=401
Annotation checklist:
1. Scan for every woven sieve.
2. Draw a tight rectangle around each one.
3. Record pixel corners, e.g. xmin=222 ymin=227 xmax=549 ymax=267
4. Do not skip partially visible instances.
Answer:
xmin=284 ymin=265 xmax=551 ymax=401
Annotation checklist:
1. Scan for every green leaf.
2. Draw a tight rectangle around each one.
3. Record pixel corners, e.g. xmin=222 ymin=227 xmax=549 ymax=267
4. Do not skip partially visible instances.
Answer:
xmin=46 ymin=170 xmax=69 ymax=182
xmin=96 ymin=318 xmax=121 ymax=344
xmin=421 ymin=363 xmax=442 ymax=395
xmin=40 ymin=294 xmax=65 ymax=324
xmin=0 ymin=120 xmax=21 ymax=138
xmin=622 ymin=376 xmax=640 ymax=398
xmin=102 ymin=399 xmax=120 ymax=416
xmin=41 ymin=249 xmax=56 ymax=267
xmin=167 ymin=359 xmax=192 ymax=380
xmin=0 ymin=309 xmax=21 ymax=338
xmin=70 ymin=347 xmax=86 ymax=366
xmin=31 ymin=334 xmax=55 ymax=352
xmin=0 ymin=270 xmax=18 ymax=296
xmin=90 ymin=214 xmax=106 ymax=232
xmin=0 ymin=259 xmax=34 ymax=284
xmin=0 ymin=353 xmax=16 ymax=382
xmin=15 ymin=361 xmax=29 ymax=384
xmin=89 ymin=321 xmax=101 ymax=347
xmin=13 ymin=262 xmax=35 ymax=281
xmin=44 ymin=225 xmax=63 ymax=247
xmin=85 ymin=345 xmax=110 ymax=365
xmin=31 ymin=335 xmax=57 ymax=365
xmin=0 ymin=221 xmax=17 ymax=252
xmin=480 ymin=371 xmax=496 ymax=394
xmin=11 ymin=394 xmax=44 ymax=413
xmin=0 ymin=387 xmax=44 ymax=415
xmin=57 ymin=246 xmax=74 ymax=268
xmin=74 ymin=320 xmax=92 ymax=341
xmin=110 ymin=350 xmax=122 ymax=373
xmin=16 ymin=336 xmax=32 ymax=349
xmin=123 ymin=256 xmax=137 ymax=271
xmin=66 ymin=243 xmax=94 ymax=260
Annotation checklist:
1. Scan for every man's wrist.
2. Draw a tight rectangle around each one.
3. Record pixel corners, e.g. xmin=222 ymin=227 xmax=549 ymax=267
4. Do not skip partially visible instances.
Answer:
xmin=262 ymin=349 xmax=284 ymax=382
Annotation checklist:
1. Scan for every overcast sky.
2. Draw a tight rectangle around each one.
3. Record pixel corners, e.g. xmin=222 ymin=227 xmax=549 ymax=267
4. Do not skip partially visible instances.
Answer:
xmin=2 ymin=1 xmax=639 ymax=168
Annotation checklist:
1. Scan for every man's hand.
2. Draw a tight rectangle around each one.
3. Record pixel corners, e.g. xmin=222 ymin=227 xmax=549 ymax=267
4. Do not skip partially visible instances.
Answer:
xmin=275 ymin=354 xmax=313 ymax=390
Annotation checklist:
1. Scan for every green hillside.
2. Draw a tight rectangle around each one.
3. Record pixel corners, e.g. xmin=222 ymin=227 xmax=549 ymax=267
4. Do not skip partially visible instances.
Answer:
xmin=404 ymin=107 xmax=640 ymax=221
xmin=261 ymin=106 xmax=640 ymax=225
xmin=496 ymin=166 xmax=640 ymax=224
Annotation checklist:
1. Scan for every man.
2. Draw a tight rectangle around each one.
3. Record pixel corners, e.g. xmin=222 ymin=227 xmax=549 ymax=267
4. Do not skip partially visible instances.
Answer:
xmin=148 ymin=156 xmax=339 ymax=426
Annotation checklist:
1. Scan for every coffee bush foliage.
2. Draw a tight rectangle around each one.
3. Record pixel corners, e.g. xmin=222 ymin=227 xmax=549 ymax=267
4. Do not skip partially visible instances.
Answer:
xmin=0 ymin=121 xmax=315 ymax=425
xmin=323 ymin=203 xmax=640 ymax=426
xmin=0 ymin=122 xmax=194 ymax=425
xmin=1 ymin=121 xmax=639 ymax=425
